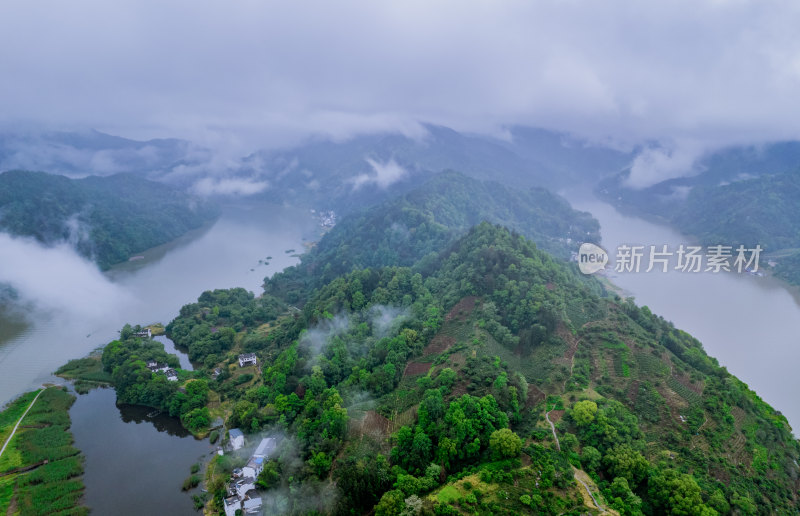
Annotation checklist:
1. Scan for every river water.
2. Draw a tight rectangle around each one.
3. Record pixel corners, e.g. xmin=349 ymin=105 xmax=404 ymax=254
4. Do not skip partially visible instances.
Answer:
xmin=2 ymin=195 xmax=799 ymax=514
xmin=0 ymin=203 xmax=317 ymax=403
xmin=0 ymin=202 xmax=317 ymax=514
xmin=570 ymin=196 xmax=800 ymax=431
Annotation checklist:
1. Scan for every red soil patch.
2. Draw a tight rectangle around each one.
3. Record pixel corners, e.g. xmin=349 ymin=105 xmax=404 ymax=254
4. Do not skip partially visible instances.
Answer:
xmin=445 ymin=296 xmax=478 ymax=322
xmin=363 ymin=411 xmax=390 ymax=435
xmin=548 ymin=410 xmax=565 ymax=424
xmin=424 ymin=335 xmax=456 ymax=356
xmin=403 ymin=361 xmax=431 ymax=377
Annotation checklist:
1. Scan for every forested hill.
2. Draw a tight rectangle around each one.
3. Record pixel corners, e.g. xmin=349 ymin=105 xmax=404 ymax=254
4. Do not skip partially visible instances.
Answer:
xmin=100 ymin=219 xmax=798 ymax=514
xmin=264 ymin=170 xmax=599 ymax=302
xmin=0 ymin=170 xmax=219 ymax=269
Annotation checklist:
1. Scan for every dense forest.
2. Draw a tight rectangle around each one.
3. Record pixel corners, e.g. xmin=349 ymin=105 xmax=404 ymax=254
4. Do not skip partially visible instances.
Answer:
xmin=94 ymin=174 xmax=800 ymax=515
xmin=264 ymin=171 xmax=599 ymax=303
xmin=0 ymin=170 xmax=219 ymax=269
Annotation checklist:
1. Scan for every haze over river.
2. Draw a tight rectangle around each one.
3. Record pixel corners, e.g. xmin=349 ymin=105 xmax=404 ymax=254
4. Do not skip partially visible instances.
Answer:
xmin=570 ymin=196 xmax=800 ymax=432
xmin=0 ymin=203 xmax=317 ymax=402
xmin=0 ymin=195 xmax=798 ymax=514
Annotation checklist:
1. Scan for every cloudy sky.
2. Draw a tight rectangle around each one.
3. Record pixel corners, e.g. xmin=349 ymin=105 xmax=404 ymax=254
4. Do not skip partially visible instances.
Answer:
xmin=2 ymin=0 xmax=800 ymax=151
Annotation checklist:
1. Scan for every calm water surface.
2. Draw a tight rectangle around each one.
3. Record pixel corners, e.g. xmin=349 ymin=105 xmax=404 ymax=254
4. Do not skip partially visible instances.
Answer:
xmin=0 ymin=203 xmax=316 ymax=403
xmin=571 ymin=196 xmax=800 ymax=431
xmin=70 ymin=387 xmax=211 ymax=516
xmin=0 ymin=202 xmax=317 ymax=513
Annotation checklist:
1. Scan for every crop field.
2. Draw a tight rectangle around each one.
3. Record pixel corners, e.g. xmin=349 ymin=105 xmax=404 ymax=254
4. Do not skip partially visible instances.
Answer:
xmin=635 ymin=352 xmax=669 ymax=378
xmin=666 ymin=377 xmax=703 ymax=408
xmin=0 ymin=388 xmax=87 ymax=516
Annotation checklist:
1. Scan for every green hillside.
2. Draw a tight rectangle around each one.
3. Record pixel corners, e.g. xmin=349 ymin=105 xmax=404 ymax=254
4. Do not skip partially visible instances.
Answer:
xmin=0 ymin=170 xmax=219 ymax=269
xmin=264 ymin=170 xmax=598 ymax=303
xmin=88 ymin=175 xmax=799 ymax=515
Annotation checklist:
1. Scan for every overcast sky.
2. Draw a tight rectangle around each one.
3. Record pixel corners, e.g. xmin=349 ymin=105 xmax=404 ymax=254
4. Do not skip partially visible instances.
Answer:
xmin=2 ymin=0 xmax=800 ymax=152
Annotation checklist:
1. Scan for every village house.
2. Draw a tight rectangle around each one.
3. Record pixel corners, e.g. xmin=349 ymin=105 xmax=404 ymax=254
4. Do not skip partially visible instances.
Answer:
xmin=223 ymin=436 xmax=276 ymax=514
xmin=238 ymin=353 xmax=257 ymax=367
xmin=133 ymin=328 xmax=152 ymax=339
xmin=241 ymin=437 xmax=277 ymax=478
xmin=146 ymin=361 xmax=170 ymax=373
xmin=229 ymin=429 xmax=245 ymax=451
xmin=164 ymin=368 xmax=178 ymax=381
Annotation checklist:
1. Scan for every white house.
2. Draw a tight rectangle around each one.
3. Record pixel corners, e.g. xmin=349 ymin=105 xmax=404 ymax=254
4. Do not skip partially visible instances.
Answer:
xmin=165 ymin=368 xmax=178 ymax=382
xmin=242 ymin=494 xmax=263 ymax=514
xmin=147 ymin=361 xmax=170 ymax=373
xmin=242 ymin=456 xmax=265 ymax=480
xmin=238 ymin=353 xmax=257 ymax=367
xmin=223 ymin=496 xmax=240 ymax=516
xmin=254 ymin=437 xmax=277 ymax=458
xmin=133 ymin=328 xmax=152 ymax=339
xmin=229 ymin=429 xmax=245 ymax=451
xmin=235 ymin=477 xmax=256 ymax=498
xmin=241 ymin=437 xmax=277 ymax=478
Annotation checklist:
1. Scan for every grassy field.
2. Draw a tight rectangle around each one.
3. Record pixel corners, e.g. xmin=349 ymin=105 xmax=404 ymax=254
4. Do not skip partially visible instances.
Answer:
xmin=0 ymin=388 xmax=87 ymax=515
xmin=55 ymin=355 xmax=112 ymax=394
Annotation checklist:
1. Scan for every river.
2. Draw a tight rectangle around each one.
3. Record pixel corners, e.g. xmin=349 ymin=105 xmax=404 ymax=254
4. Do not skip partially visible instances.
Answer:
xmin=2 ymin=194 xmax=799 ymax=513
xmin=570 ymin=196 xmax=800 ymax=431
xmin=0 ymin=203 xmax=317 ymax=403
xmin=0 ymin=202 xmax=317 ymax=514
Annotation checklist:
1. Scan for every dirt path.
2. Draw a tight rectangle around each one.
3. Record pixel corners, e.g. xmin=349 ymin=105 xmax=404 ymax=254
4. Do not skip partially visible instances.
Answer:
xmin=0 ymin=389 xmax=44 ymax=460
xmin=545 ymin=410 xmax=560 ymax=452
xmin=573 ymin=467 xmax=609 ymax=513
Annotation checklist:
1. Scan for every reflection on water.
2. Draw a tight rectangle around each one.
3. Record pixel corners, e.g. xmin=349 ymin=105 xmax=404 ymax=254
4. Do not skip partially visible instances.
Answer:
xmin=70 ymin=388 xmax=210 ymax=515
xmin=118 ymin=402 xmax=194 ymax=437
xmin=571 ymin=195 xmax=800 ymax=431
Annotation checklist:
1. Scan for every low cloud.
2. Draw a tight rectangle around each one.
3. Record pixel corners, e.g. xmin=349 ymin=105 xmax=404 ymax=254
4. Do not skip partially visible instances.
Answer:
xmin=625 ymin=142 xmax=708 ymax=189
xmin=370 ymin=304 xmax=409 ymax=338
xmin=350 ymin=157 xmax=408 ymax=190
xmin=0 ymin=232 xmax=130 ymax=320
xmin=298 ymin=314 xmax=351 ymax=358
xmin=191 ymin=176 xmax=269 ymax=196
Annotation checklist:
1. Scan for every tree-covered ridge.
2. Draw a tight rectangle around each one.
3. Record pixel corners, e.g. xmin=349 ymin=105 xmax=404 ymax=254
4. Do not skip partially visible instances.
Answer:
xmin=95 ymin=219 xmax=800 ymax=514
xmin=264 ymin=170 xmax=599 ymax=302
xmin=0 ymin=170 xmax=219 ymax=269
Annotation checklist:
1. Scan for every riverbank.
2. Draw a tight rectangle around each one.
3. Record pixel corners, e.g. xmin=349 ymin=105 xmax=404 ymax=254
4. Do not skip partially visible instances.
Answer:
xmin=0 ymin=387 xmax=87 ymax=515
xmin=569 ymin=194 xmax=800 ymax=432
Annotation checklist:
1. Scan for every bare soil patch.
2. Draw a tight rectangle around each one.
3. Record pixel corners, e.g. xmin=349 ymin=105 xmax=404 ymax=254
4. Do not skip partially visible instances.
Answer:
xmin=445 ymin=296 xmax=478 ymax=322
xmin=403 ymin=361 xmax=431 ymax=378
xmin=423 ymin=335 xmax=456 ymax=356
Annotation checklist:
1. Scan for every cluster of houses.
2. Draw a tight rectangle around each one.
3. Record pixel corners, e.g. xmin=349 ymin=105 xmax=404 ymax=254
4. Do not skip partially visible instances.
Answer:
xmin=223 ymin=432 xmax=277 ymax=516
xmin=310 ymin=208 xmax=336 ymax=229
xmin=146 ymin=360 xmax=178 ymax=381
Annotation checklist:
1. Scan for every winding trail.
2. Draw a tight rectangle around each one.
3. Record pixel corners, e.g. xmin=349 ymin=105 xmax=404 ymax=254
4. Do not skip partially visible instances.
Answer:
xmin=546 ymin=408 xmax=609 ymax=513
xmin=573 ymin=468 xmax=607 ymax=512
xmin=0 ymin=389 xmax=44 ymax=459
xmin=545 ymin=410 xmax=560 ymax=451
